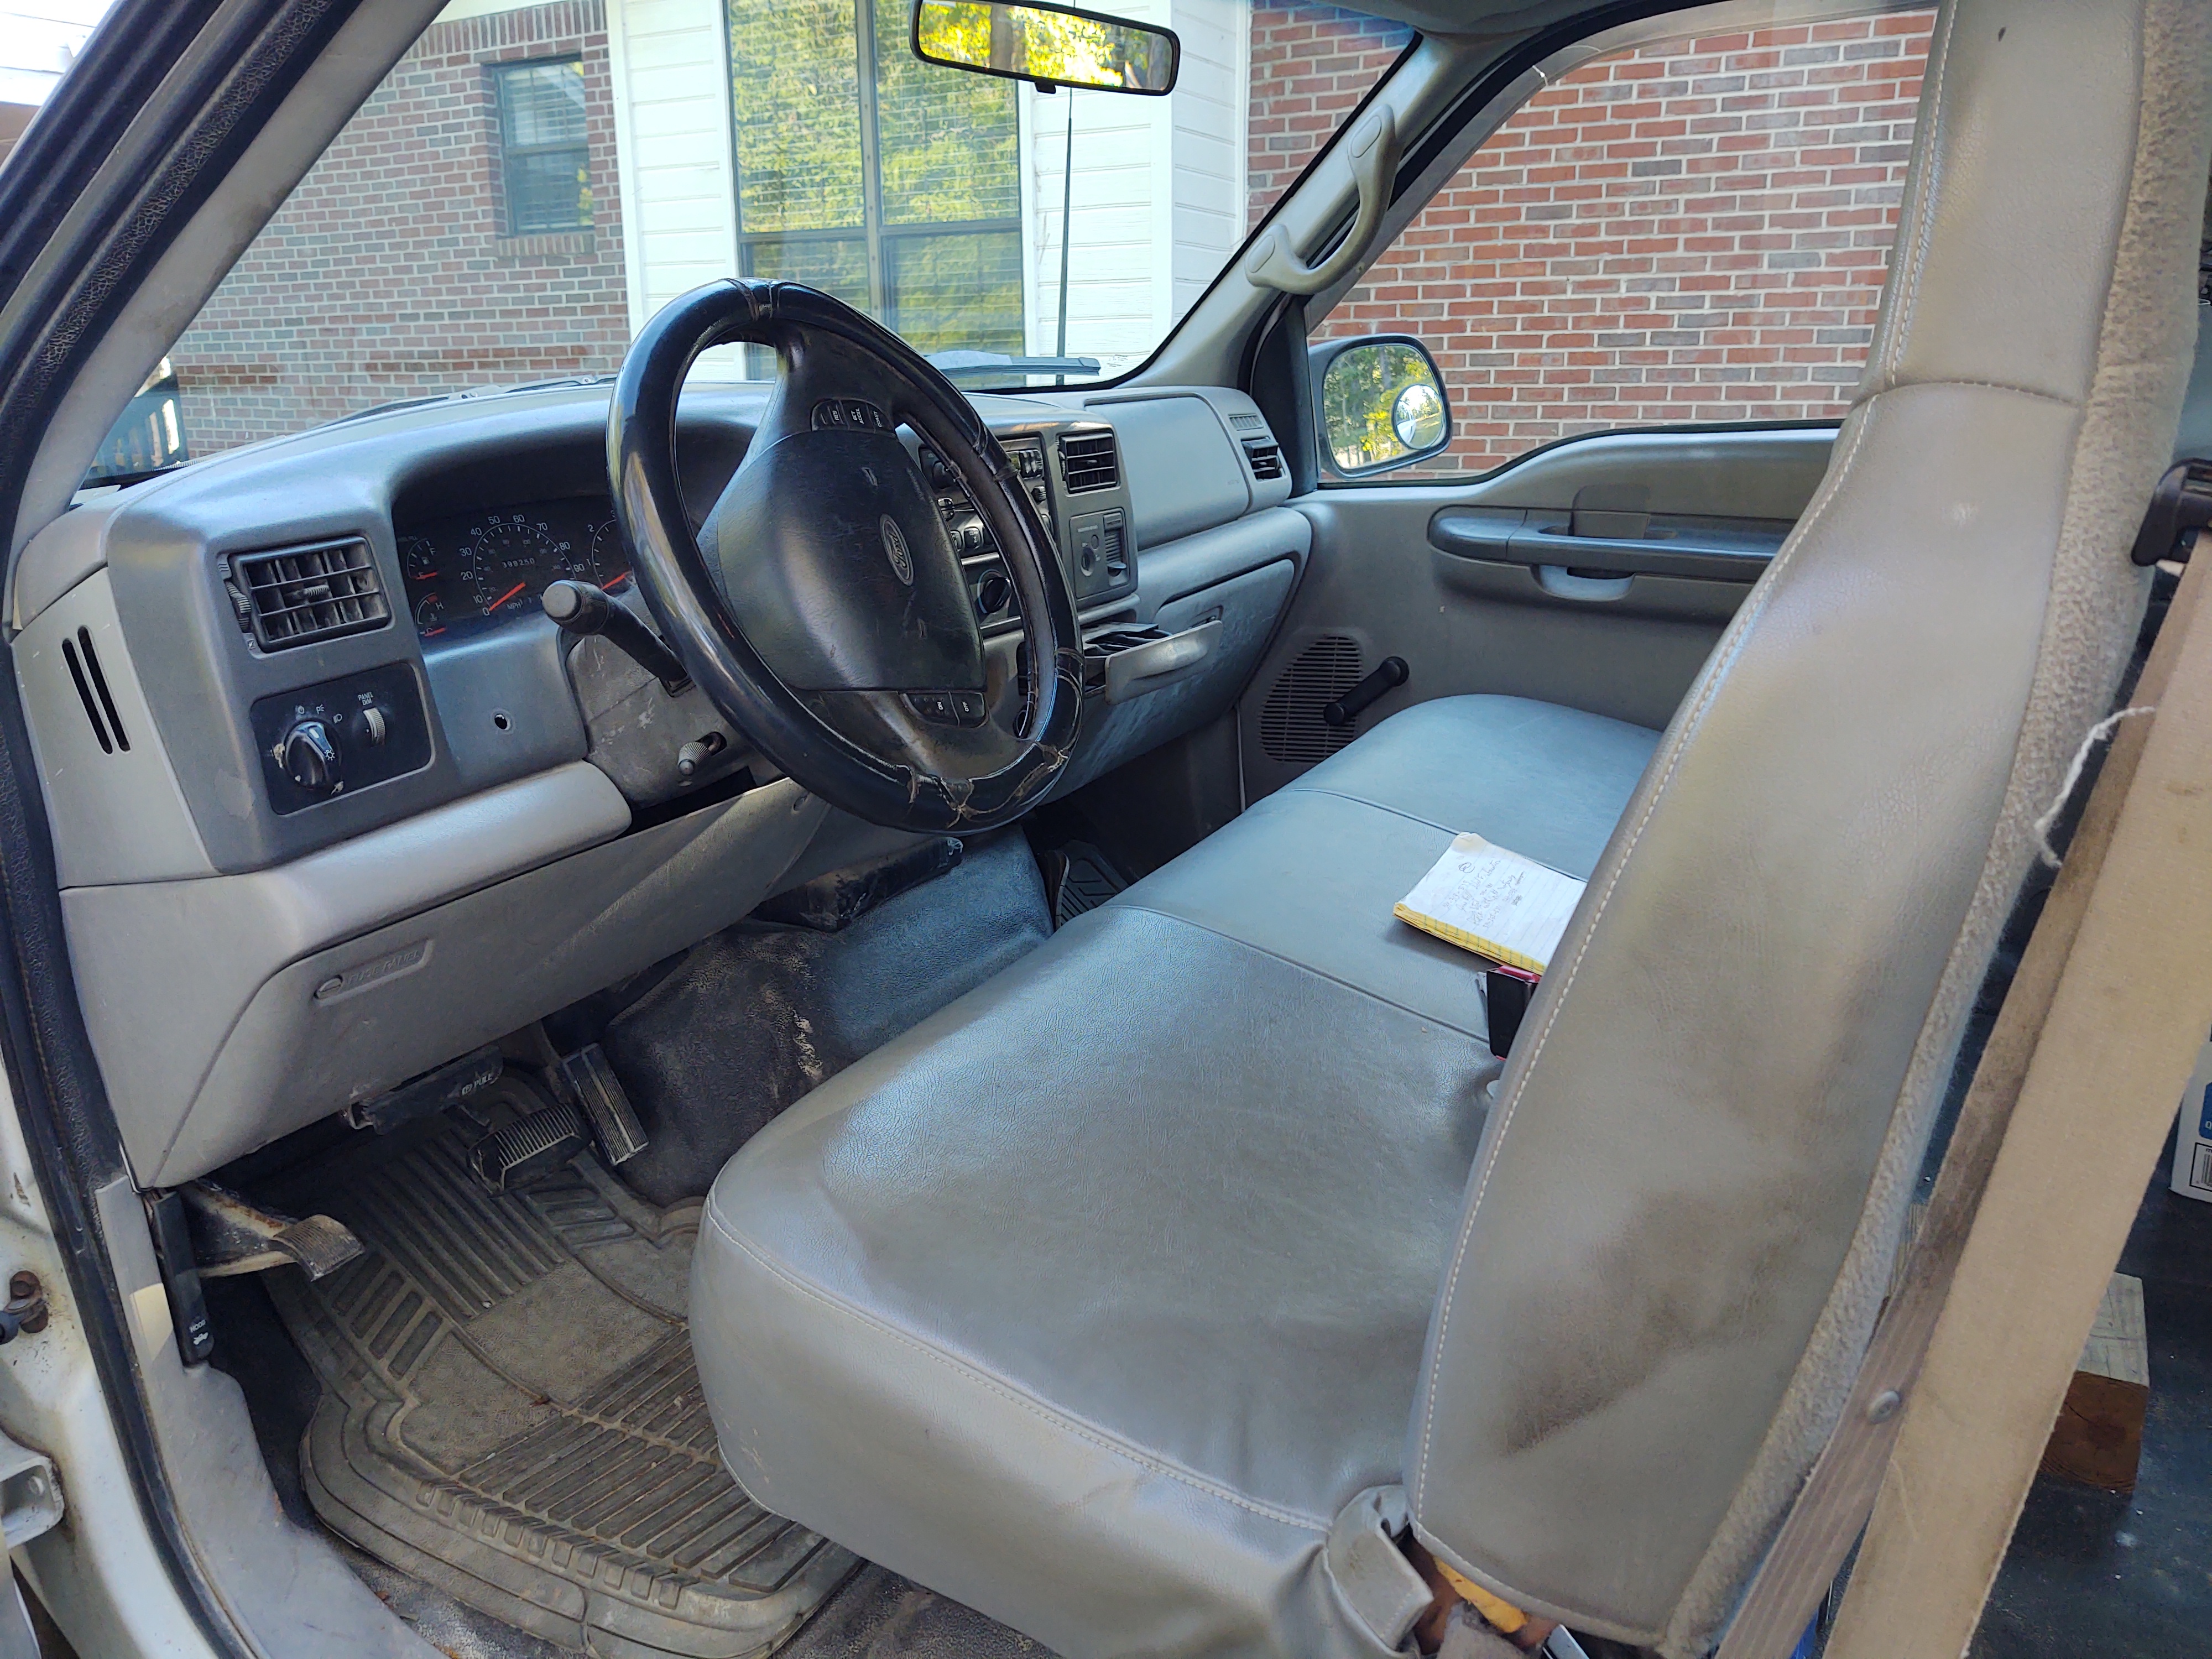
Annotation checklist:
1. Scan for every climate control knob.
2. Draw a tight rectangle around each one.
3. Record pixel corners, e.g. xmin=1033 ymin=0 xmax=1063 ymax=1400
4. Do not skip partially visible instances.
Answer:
xmin=277 ymin=719 xmax=342 ymax=796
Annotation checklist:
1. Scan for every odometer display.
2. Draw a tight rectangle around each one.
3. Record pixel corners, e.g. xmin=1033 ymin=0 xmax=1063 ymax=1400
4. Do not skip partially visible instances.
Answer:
xmin=397 ymin=497 xmax=628 ymax=640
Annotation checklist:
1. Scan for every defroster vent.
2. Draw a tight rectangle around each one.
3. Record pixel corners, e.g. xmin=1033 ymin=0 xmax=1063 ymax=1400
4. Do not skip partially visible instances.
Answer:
xmin=232 ymin=538 xmax=390 ymax=650
xmin=1057 ymin=430 xmax=1120 ymax=493
xmin=1259 ymin=636 xmax=1364 ymax=764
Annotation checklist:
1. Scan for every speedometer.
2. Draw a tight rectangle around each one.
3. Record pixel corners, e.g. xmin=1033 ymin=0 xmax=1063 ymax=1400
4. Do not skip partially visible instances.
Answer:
xmin=396 ymin=497 xmax=619 ymax=641
xmin=457 ymin=513 xmax=587 ymax=619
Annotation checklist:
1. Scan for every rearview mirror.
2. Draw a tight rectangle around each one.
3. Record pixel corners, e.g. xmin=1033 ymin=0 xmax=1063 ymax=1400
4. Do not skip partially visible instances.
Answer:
xmin=1311 ymin=336 xmax=1454 ymax=477
xmin=911 ymin=0 xmax=1179 ymax=95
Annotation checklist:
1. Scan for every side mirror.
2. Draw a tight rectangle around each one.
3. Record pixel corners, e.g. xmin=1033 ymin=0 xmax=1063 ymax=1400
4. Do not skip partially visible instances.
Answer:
xmin=1310 ymin=336 xmax=1453 ymax=477
xmin=911 ymin=0 xmax=1179 ymax=95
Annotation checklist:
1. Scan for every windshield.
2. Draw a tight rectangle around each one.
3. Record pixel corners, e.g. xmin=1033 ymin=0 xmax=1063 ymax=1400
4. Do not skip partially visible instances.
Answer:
xmin=72 ymin=0 xmax=1407 ymax=468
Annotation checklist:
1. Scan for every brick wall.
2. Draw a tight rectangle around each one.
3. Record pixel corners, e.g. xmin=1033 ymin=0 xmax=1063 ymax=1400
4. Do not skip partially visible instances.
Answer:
xmin=171 ymin=0 xmax=628 ymax=455
xmin=1260 ymin=7 xmax=1934 ymax=476
xmin=1246 ymin=2 xmax=1414 ymax=229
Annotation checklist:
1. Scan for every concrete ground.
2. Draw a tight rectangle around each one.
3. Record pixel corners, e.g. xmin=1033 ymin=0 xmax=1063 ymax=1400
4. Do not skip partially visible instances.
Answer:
xmin=1973 ymin=1164 xmax=2212 ymax=1658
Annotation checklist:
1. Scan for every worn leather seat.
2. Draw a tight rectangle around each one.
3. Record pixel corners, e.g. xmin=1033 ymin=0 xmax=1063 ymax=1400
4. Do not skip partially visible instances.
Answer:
xmin=693 ymin=5 xmax=2211 ymax=1655
xmin=691 ymin=696 xmax=1656 ymax=1657
xmin=1125 ymin=694 xmax=1660 ymax=1041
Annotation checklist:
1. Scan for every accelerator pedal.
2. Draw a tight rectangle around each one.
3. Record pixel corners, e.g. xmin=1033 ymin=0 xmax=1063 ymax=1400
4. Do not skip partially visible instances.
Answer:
xmin=1047 ymin=839 xmax=1126 ymax=927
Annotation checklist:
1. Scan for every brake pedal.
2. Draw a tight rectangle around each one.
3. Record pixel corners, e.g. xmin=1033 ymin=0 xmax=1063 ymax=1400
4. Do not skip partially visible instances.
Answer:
xmin=467 ymin=1104 xmax=588 ymax=1193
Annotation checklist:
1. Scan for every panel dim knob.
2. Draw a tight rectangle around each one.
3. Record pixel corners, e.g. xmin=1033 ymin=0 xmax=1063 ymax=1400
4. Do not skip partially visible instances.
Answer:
xmin=351 ymin=704 xmax=388 ymax=748
xmin=278 ymin=720 xmax=341 ymax=796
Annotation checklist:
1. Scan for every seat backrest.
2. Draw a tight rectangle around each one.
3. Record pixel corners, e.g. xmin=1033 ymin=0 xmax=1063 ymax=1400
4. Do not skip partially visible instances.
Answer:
xmin=1405 ymin=2 xmax=2212 ymax=1649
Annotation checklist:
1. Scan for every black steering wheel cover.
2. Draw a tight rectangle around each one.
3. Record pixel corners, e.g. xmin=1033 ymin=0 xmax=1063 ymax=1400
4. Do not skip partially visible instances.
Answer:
xmin=608 ymin=279 xmax=1083 ymax=832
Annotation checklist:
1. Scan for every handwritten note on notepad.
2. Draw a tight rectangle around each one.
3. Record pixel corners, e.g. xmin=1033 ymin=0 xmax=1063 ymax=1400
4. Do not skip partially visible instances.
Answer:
xmin=1394 ymin=833 xmax=1586 ymax=975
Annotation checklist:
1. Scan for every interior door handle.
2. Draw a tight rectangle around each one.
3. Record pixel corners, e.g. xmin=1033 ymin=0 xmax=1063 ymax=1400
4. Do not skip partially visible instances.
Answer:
xmin=1506 ymin=526 xmax=1771 ymax=582
xmin=1428 ymin=508 xmax=1781 ymax=583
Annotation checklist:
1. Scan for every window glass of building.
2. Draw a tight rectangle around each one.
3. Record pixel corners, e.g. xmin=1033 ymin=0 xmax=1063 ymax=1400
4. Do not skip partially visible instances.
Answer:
xmin=496 ymin=58 xmax=592 ymax=236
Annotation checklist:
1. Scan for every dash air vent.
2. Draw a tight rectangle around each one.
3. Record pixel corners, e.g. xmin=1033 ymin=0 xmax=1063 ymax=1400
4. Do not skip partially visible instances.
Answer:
xmin=1242 ymin=439 xmax=1285 ymax=481
xmin=1259 ymin=636 xmax=1363 ymax=764
xmin=232 ymin=538 xmax=389 ymax=650
xmin=1057 ymin=430 xmax=1120 ymax=494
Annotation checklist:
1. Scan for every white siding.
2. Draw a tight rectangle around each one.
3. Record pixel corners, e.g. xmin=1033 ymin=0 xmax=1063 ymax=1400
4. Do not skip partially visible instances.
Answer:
xmin=602 ymin=0 xmax=1250 ymax=378
xmin=1018 ymin=0 xmax=1248 ymax=375
xmin=1168 ymin=0 xmax=1246 ymax=319
xmin=606 ymin=0 xmax=747 ymax=373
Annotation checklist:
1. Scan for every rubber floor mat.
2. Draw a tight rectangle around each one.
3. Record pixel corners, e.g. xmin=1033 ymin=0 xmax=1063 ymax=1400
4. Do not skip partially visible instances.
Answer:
xmin=259 ymin=1103 xmax=858 ymax=1658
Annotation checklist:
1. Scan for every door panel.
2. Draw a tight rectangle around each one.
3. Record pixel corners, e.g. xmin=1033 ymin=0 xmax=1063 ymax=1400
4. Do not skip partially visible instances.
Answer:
xmin=1240 ymin=426 xmax=1834 ymax=800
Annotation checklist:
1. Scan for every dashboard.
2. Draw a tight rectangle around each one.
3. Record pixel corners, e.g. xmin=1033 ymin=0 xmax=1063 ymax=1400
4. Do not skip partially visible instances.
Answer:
xmin=398 ymin=497 xmax=628 ymax=639
xmin=15 ymin=378 xmax=1305 ymax=1191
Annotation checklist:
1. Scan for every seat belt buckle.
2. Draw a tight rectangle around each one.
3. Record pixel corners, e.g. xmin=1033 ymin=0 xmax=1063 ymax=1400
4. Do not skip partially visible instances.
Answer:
xmin=1484 ymin=965 xmax=1541 ymax=1061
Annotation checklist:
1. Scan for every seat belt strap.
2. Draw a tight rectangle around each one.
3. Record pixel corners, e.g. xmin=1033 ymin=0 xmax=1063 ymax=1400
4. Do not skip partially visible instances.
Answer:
xmin=1715 ymin=545 xmax=2212 ymax=1659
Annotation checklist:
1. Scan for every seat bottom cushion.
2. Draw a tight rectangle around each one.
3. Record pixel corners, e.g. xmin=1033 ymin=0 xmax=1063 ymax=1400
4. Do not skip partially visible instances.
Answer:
xmin=694 ymin=904 xmax=1495 ymax=1659
xmin=1121 ymin=695 xmax=1661 ymax=1039
xmin=690 ymin=695 xmax=1661 ymax=1657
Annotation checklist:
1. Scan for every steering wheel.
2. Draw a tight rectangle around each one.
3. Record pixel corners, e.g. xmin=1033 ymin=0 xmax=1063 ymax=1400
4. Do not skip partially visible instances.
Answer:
xmin=607 ymin=279 xmax=1083 ymax=832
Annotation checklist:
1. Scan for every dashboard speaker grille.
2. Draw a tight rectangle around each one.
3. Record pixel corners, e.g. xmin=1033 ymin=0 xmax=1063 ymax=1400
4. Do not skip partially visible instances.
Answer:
xmin=1057 ymin=430 xmax=1120 ymax=493
xmin=233 ymin=538 xmax=389 ymax=650
xmin=1259 ymin=635 xmax=1363 ymax=764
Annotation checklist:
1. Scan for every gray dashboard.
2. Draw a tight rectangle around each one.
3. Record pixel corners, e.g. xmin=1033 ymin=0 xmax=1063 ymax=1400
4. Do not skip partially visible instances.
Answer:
xmin=10 ymin=377 xmax=1304 ymax=1186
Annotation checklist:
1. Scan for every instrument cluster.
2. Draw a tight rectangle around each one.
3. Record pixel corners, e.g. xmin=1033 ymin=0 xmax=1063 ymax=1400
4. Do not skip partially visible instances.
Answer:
xmin=398 ymin=496 xmax=632 ymax=641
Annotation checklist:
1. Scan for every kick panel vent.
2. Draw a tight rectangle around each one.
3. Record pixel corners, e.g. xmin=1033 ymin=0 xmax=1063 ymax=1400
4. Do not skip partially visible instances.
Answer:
xmin=61 ymin=626 xmax=129 ymax=754
xmin=232 ymin=538 xmax=389 ymax=650
xmin=1259 ymin=636 xmax=1363 ymax=764
xmin=1242 ymin=439 xmax=1285 ymax=481
xmin=1057 ymin=430 xmax=1120 ymax=493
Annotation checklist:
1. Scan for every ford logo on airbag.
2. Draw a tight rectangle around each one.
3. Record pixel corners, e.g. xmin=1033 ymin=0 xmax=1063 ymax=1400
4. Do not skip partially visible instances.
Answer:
xmin=880 ymin=515 xmax=914 ymax=585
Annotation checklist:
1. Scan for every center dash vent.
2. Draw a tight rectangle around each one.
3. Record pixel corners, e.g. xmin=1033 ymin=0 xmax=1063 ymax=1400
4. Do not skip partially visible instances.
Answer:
xmin=1242 ymin=439 xmax=1285 ymax=481
xmin=1057 ymin=431 xmax=1120 ymax=493
xmin=231 ymin=538 xmax=390 ymax=650
xmin=1259 ymin=635 xmax=1364 ymax=764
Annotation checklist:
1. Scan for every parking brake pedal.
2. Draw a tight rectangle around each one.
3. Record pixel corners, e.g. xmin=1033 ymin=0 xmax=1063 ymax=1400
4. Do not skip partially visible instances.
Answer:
xmin=180 ymin=1180 xmax=363 ymax=1280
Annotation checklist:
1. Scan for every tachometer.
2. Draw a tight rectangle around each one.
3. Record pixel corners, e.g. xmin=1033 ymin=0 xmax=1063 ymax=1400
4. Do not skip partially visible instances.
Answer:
xmin=587 ymin=518 xmax=630 ymax=590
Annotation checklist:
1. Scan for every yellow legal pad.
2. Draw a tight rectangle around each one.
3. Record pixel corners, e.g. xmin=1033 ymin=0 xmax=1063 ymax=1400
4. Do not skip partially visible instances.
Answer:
xmin=1393 ymin=832 xmax=1587 ymax=975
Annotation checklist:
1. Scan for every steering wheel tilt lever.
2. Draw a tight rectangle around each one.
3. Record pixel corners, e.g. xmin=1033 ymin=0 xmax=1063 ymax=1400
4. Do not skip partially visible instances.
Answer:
xmin=543 ymin=578 xmax=692 ymax=696
xmin=608 ymin=279 xmax=1083 ymax=832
